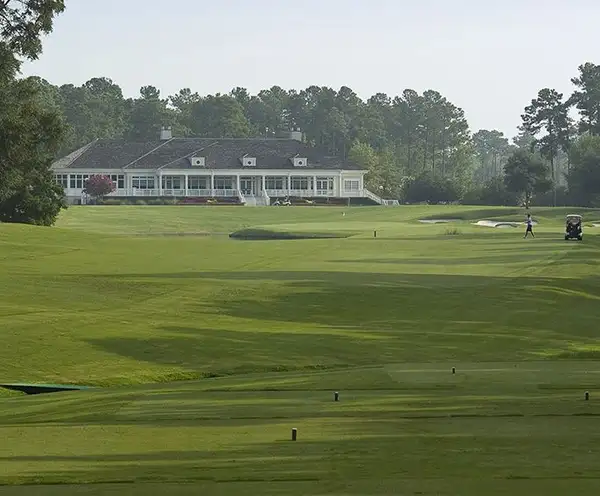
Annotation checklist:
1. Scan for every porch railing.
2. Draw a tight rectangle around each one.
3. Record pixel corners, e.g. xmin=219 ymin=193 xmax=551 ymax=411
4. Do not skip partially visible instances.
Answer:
xmin=63 ymin=187 xmax=389 ymax=202
xmin=363 ymin=188 xmax=383 ymax=204
xmin=262 ymin=189 xmax=270 ymax=205
xmin=265 ymin=189 xmax=339 ymax=198
xmin=66 ymin=188 xmax=241 ymax=198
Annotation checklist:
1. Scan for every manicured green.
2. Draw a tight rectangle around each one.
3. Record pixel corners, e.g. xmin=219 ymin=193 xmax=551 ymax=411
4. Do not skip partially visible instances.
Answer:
xmin=1 ymin=205 xmax=600 ymax=494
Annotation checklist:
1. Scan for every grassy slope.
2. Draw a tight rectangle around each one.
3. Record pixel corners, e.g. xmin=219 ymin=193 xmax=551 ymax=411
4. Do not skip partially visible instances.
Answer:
xmin=1 ymin=205 xmax=600 ymax=494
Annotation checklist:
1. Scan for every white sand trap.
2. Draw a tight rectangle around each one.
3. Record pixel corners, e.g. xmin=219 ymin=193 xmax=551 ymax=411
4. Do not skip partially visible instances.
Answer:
xmin=592 ymin=223 xmax=600 ymax=228
xmin=472 ymin=220 xmax=525 ymax=228
xmin=419 ymin=219 xmax=460 ymax=224
xmin=473 ymin=219 xmax=539 ymax=228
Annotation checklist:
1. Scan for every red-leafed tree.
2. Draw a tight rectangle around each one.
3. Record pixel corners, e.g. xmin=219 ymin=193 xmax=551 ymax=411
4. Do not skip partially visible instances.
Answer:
xmin=84 ymin=175 xmax=116 ymax=199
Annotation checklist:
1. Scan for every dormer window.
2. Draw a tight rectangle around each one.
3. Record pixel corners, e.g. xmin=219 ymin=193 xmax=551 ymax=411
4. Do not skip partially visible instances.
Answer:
xmin=242 ymin=156 xmax=256 ymax=167
xmin=189 ymin=156 xmax=205 ymax=167
xmin=293 ymin=157 xmax=307 ymax=167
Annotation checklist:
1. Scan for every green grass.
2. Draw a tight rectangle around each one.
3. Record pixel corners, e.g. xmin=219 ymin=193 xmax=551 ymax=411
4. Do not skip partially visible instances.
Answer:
xmin=1 ymin=204 xmax=600 ymax=494
xmin=229 ymin=227 xmax=353 ymax=239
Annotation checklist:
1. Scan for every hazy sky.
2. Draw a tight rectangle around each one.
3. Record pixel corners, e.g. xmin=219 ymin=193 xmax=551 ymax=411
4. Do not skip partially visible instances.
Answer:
xmin=19 ymin=0 xmax=600 ymax=139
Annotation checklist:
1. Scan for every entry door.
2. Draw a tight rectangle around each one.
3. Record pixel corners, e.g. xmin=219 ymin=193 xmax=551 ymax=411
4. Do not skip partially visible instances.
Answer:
xmin=240 ymin=178 xmax=254 ymax=195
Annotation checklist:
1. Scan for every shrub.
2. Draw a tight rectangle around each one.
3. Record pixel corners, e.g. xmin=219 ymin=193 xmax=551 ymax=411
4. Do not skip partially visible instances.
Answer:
xmin=98 ymin=198 xmax=123 ymax=205
xmin=462 ymin=177 xmax=519 ymax=206
xmin=84 ymin=175 xmax=116 ymax=199
xmin=401 ymin=171 xmax=461 ymax=204
xmin=533 ymin=186 xmax=573 ymax=207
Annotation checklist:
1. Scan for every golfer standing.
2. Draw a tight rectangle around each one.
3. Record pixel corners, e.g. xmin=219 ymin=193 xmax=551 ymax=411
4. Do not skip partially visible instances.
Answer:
xmin=524 ymin=214 xmax=534 ymax=238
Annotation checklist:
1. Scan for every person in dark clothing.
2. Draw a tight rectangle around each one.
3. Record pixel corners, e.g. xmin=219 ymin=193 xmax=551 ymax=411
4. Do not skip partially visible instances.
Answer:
xmin=524 ymin=214 xmax=534 ymax=238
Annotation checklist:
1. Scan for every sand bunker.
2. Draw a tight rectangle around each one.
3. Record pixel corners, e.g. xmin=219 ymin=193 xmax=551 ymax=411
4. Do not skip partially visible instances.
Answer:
xmin=592 ymin=223 xmax=600 ymax=228
xmin=419 ymin=219 xmax=460 ymax=224
xmin=472 ymin=220 xmax=537 ymax=228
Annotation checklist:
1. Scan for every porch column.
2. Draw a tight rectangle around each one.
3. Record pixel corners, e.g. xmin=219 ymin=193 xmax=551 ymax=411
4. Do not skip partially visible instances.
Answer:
xmin=288 ymin=173 xmax=292 ymax=195
xmin=158 ymin=172 xmax=162 ymax=196
xmin=313 ymin=175 xmax=317 ymax=196
xmin=261 ymin=175 xmax=266 ymax=193
xmin=236 ymin=174 xmax=240 ymax=193
xmin=210 ymin=173 xmax=214 ymax=195
xmin=339 ymin=174 xmax=343 ymax=196
xmin=184 ymin=173 xmax=188 ymax=197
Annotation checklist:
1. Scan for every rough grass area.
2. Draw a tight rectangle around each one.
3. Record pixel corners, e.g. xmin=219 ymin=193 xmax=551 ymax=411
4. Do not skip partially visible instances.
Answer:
xmin=1 ymin=204 xmax=600 ymax=494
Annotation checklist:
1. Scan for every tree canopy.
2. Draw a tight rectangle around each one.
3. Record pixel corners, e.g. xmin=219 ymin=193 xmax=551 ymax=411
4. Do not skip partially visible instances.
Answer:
xmin=504 ymin=149 xmax=551 ymax=209
xmin=0 ymin=0 xmax=67 ymax=226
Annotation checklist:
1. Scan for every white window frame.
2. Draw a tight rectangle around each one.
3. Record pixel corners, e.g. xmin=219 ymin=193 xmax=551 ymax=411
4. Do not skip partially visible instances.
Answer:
xmin=54 ymin=174 xmax=68 ymax=187
xmin=69 ymin=174 xmax=90 ymax=189
xmin=265 ymin=176 xmax=285 ymax=190
xmin=291 ymin=177 xmax=310 ymax=190
xmin=110 ymin=174 xmax=125 ymax=189
xmin=316 ymin=177 xmax=334 ymax=190
xmin=344 ymin=179 xmax=360 ymax=191
xmin=188 ymin=176 xmax=208 ymax=189
xmin=214 ymin=176 xmax=234 ymax=190
xmin=132 ymin=176 xmax=156 ymax=189
xmin=162 ymin=175 xmax=183 ymax=190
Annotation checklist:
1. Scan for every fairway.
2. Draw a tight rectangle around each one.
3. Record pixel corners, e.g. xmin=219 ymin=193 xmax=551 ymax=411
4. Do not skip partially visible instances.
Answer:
xmin=1 ymin=205 xmax=600 ymax=494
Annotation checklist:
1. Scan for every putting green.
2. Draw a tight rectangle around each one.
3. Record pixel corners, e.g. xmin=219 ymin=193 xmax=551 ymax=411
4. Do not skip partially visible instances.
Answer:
xmin=0 ymin=205 xmax=599 ymax=494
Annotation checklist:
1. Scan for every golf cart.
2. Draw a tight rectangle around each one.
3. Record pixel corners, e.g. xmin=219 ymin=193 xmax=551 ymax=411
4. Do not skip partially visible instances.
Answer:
xmin=565 ymin=214 xmax=583 ymax=241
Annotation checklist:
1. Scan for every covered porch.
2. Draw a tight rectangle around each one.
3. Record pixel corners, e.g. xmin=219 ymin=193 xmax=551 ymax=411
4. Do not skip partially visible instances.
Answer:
xmin=57 ymin=172 xmax=366 ymax=199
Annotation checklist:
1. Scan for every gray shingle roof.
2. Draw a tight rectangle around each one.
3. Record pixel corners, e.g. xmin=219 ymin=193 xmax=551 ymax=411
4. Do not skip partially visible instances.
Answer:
xmin=52 ymin=138 xmax=364 ymax=171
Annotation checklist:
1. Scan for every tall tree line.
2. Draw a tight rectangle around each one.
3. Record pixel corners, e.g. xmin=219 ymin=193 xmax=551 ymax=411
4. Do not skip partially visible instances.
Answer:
xmin=505 ymin=62 xmax=600 ymax=207
xmin=32 ymin=68 xmax=600 ymax=207
xmin=37 ymin=78 xmax=510 ymax=200
xmin=42 ymin=79 xmax=475 ymax=176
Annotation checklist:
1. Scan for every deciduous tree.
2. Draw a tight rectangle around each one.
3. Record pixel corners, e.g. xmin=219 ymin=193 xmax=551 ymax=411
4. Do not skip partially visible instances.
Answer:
xmin=84 ymin=175 xmax=116 ymax=200
xmin=190 ymin=94 xmax=251 ymax=138
xmin=567 ymin=135 xmax=600 ymax=206
xmin=504 ymin=149 xmax=551 ymax=209
xmin=126 ymin=86 xmax=172 ymax=141
xmin=0 ymin=0 xmax=68 ymax=226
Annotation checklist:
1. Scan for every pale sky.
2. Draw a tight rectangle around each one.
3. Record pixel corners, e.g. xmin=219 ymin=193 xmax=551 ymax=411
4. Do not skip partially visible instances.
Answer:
xmin=19 ymin=0 xmax=600 ymax=139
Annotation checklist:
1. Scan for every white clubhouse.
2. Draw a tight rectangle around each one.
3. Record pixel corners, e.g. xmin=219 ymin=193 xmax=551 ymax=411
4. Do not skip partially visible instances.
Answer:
xmin=51 ymin=129 xmax=391 ymax=206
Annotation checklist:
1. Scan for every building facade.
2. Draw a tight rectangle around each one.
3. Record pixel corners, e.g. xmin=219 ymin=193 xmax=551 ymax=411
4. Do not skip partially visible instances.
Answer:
xmin=51 ymin=132 xmax=386 ymax=206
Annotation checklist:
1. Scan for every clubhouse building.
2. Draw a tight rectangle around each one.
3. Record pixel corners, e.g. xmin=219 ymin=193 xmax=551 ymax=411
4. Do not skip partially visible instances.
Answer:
xmin=51 ymin=129 xmax=391 ymax=206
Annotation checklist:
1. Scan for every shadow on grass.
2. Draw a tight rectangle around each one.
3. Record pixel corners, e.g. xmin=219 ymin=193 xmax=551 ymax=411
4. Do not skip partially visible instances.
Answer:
xmin=87 ymin=328 xmax=387 ymax=376
xmin=82 ymin=270 xmax=600 ymax=374
xmin=326 ymin=254 xmax=580 ymax=265
xmin=3 ymin=424 xmax=600 ymax=486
